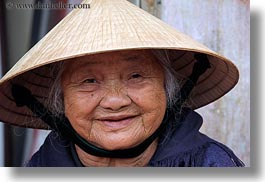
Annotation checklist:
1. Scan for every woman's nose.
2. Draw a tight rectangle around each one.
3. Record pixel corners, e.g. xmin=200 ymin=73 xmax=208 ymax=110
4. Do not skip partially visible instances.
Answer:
xmin=99 ymin=88 xmax=132 ymax=111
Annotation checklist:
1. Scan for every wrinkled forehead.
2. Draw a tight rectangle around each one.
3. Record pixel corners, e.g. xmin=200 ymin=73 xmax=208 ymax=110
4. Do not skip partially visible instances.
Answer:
xmin=63 ymin=49 xmax=159 ymax=69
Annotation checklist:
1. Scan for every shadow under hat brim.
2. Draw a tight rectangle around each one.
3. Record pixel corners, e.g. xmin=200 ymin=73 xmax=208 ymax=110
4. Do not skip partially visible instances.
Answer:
xmin=0 ymin=47 xmax=239 ymax=129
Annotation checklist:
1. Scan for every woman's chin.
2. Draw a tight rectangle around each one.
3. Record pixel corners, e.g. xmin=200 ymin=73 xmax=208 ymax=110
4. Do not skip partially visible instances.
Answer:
xmin=91 ymin=138 xmax=142 ymax=151
xmin=88 ymin=127 xmax=146 ymax=151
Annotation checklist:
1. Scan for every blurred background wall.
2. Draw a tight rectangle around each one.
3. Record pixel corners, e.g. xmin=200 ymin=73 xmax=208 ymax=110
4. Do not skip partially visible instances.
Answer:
xmin=137 ymin=0 xmax=250 ymax=166
xmin=1 ymin=0 xmax=250 ymax=166
xmin=0 ymin=1 xmax=4 ymax=166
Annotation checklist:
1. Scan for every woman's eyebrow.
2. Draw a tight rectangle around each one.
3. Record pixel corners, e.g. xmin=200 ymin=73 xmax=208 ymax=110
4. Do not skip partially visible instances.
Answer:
xmin=73 ymin=54 xmax=144 ymax=68
xmin=123 ymin=55 xmax=146 ymax=62
xmin=74 ymin=60 xmax=104 ymax=67
xmin=124 ymin=55 xmax=140 ymax=61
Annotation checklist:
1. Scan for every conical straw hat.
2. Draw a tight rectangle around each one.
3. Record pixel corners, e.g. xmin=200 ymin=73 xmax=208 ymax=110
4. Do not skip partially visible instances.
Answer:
xmin=0 ymin=0 xmax=239 ymax=129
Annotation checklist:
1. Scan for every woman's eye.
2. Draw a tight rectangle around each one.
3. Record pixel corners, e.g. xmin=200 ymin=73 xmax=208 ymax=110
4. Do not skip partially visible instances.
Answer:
xmin=83 ymin=79 xmax=97 ymax=83
xmin=130 ymin=73 xmax=142 ymax=79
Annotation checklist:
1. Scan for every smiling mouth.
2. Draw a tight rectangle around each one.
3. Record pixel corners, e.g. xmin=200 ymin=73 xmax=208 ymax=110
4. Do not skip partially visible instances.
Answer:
xmin=97 ymin=115 xmax=139 ymax=129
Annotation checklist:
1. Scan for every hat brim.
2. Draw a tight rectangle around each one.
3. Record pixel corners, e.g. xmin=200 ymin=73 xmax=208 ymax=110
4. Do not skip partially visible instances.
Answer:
xmin=0 ymin=47 xmax=238 ymax=129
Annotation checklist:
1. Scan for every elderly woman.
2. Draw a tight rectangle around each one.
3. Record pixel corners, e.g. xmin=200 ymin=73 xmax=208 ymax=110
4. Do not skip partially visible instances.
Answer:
xmin=0 ymin=0 xmax=244 ymax=167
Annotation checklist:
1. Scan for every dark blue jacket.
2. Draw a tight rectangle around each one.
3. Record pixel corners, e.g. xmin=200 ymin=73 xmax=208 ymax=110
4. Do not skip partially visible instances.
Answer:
xmin=26 ymin=109 xmax=244 ymax=167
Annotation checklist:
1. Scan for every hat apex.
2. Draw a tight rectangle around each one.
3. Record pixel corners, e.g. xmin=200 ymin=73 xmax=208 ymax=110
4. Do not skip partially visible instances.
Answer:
xmin=0 ymin=0 xmax=215 ymax=84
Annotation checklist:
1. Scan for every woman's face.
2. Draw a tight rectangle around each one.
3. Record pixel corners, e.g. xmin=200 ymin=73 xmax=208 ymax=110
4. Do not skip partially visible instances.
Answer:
xmin=61 ymin=50 xmax=167 ymax=150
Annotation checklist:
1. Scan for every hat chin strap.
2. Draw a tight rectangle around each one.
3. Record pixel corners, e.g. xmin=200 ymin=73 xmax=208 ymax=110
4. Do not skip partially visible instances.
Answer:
xmin=11 ymin=53 xmax=210 ymax=159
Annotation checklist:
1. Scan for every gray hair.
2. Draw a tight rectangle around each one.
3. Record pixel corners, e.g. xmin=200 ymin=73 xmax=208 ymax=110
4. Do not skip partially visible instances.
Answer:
xmin=46 ymin=50 xmax=181 ymax=117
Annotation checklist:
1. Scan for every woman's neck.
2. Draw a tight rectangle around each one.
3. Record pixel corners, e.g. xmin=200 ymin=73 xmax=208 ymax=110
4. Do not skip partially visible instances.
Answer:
xmin=75 ymin=140 xmax=158 ymax=167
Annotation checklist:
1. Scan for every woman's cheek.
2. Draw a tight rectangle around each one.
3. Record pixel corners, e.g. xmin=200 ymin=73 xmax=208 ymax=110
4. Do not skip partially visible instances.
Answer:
xmin=129 ymin=87 xmax=165 ymax=108
xmin=63 ymin=95 xmax=96 ymax=140
xmin=64 ymin=92 xmax=95 ymax=123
